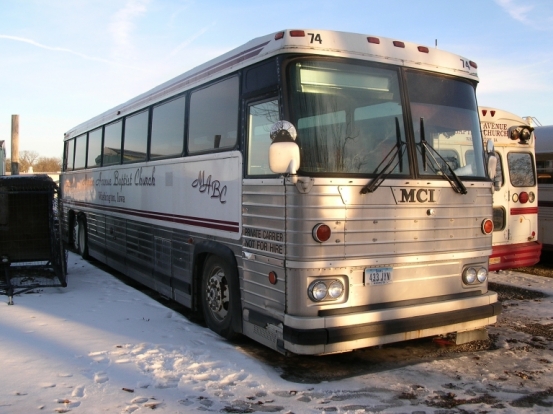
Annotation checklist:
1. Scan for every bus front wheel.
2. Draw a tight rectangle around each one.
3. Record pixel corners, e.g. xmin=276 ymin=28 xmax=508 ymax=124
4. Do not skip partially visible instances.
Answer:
xmin=201 ymin=256 xmax=238 ymax=340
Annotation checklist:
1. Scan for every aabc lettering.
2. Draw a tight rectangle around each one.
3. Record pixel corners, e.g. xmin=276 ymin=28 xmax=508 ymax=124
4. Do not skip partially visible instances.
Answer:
xmin=399 ymin=189 xmax=436 ymax=203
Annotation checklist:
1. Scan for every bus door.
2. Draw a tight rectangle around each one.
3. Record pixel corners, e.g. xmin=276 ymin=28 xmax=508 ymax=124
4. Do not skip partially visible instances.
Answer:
xmin=492 ymin=148 xmax=535 ymax=246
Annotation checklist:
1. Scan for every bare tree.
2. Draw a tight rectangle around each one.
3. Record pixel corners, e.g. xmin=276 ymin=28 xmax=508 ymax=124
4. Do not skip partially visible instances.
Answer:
xmin=34 ymin=156 xmax=62 ymax=172
xmin=19 ymin=150 xmax=40 ymax=173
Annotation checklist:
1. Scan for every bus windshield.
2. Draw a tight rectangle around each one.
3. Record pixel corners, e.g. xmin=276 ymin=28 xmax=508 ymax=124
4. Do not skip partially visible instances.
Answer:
xmin=407 ymin=70 xmax=486 ymax=178
xmin=289 ymin=59 xmax=408 ymax=175
xmin=289 ymin=59 xmax=486 ymax=179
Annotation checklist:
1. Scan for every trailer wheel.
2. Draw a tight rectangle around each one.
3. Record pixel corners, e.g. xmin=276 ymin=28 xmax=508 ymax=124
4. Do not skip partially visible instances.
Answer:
xmin=75 ymin=218 xmax=89 ymax=259
xmin=201 ymin=255 xmax=238 ymax=340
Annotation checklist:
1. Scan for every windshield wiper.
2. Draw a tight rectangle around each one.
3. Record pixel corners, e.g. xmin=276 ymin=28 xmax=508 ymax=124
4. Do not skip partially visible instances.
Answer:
xmin=361 ymin=118 xmax=406 ymax=194
xmin=418 ymin=117 xmax=467 ymax=195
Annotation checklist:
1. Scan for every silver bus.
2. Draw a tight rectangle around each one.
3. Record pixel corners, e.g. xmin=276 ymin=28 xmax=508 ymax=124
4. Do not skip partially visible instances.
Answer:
xmin=535 ymin=125 xmax=553 ymax=253
xmin=61 ymin=29 xmax=500 ymax=355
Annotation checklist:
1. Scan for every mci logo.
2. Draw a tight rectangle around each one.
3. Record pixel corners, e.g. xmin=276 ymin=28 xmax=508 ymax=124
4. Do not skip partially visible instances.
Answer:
xmin=397 ymin=188 xmax=438 ymax=203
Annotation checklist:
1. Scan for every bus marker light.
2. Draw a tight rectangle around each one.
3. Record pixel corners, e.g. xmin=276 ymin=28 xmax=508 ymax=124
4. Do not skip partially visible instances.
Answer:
xmin=393 ymin=41 xmax=405 ymax=48
xmin=367 ymin=37 xmax=380 ymax=44
xmin=268 ymin=271 xmax=278 ymax=285
xmin=417 ymin=46 xmax=429 ymax=53
xmin=519 ymin=192 xmax=529 ymax=204
xmin=482 ymin=219 xmax=494 ymax=235
xmin=312 ymin=223 xmax=331 ymax=243
xmin=290 ymin=30 xmax=305 ymax=37
xmin=469 ymin=61 xmax=478 ymax=69
xmin=274 ymin=32 xmax=285 ymax=40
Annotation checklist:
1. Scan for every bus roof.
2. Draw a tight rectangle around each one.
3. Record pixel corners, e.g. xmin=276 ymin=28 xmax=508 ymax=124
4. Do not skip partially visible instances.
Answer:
xmin=535 ymin=125 xmax=553 ymax=155
xmin=64 ymin=29 xmax=479 ymax=140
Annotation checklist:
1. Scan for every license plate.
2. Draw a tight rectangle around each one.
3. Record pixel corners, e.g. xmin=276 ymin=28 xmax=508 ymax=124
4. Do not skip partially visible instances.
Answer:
xmin=365 ymin=267 xmax=393 ymax=285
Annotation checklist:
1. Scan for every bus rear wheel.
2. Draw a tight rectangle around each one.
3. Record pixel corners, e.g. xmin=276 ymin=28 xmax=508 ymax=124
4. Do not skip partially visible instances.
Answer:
xmin=201 ymin=256 xmax=238 ymax=340
xmin=74 ymin=217 xmax=89 ymax=259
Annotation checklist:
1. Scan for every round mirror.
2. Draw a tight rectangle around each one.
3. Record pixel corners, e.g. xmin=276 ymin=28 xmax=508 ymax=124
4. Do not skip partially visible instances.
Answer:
xmin=270 ymin=120 xmax=297 ymax=142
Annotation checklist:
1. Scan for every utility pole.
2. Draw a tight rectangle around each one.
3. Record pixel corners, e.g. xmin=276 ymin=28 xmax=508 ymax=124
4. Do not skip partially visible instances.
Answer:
xmin=11 ymin=114 xmax=19 ymax=175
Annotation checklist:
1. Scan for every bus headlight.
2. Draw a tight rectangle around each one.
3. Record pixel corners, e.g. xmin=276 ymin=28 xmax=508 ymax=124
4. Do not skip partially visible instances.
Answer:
xmin=308 ymin=279 xmax=345 ymax=302
xmin=462 ymin=267 xmax=477 ymax=284
xmin=462 ymin=266 xmax=488 ymax=285
xmin=309 ymin=281 xmax=328 ymax=301
xmin=477 ymin=267 xmax=488 ymax=283
xmin=328 ymin=280 xmax=345 ymax=298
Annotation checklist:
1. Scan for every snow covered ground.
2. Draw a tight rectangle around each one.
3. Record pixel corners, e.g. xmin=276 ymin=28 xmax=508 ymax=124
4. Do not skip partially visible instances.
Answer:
xmin=1 ymin=252 xmax=552 ymax=413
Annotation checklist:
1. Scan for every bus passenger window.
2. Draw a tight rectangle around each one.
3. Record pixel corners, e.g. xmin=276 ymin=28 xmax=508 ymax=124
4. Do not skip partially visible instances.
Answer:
xmin=151 ymin=96 xmax=186 ymax=159
xmin=64 ymin=138 xmax=75 ymax=171
xmin=188 ymin=76 xmax=239 ymax=154
xmin=247 ymin=100 xmax=279 ymax=175
xmin=103 ymin=120 xmax=122 ymax=165
xmin=87 ymin=127 xmax=103 ymax=167
xmin=74 ymin=134 xmax=87 ymax=170
xmin=123 ymin=109 xmax=148 ymax=163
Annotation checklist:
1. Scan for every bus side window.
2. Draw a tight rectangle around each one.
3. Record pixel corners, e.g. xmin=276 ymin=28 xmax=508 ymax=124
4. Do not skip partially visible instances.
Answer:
xmin=87 ymin=127 xmax=103 ymax=167
xmin=247 ymin=100 xmax=279 ymax=175
xmin=537 ymin=160 xmax=553 ymax=184
xmin=151 ymin=95 xmax=186 ymax=159
xmin=64 ymin=138 xmax=75 ymax=171
xmin=74 ymin=134 xmax=87 ymax=170
xmin=123 ymin=109 xmax=148 ymax=163
xmin=103 ymin=120 xmax=123 ymax=166
xmin=189 ymin=76 xmax=239 ymax=154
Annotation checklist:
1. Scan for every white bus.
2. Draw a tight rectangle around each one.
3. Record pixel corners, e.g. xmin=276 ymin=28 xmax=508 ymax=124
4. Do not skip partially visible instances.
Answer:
xmin=61 ymin=29 xmax=500 ymax=355
xmin=535 ymin=125 xmax=553 ymax=253
xmin=479 ymin=107 xmax=541 ymax=270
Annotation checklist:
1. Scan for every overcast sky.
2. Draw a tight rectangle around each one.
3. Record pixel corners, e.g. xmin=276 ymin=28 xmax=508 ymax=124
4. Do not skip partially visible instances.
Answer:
xmin=1 ymin=0 xmax=552 ymax=158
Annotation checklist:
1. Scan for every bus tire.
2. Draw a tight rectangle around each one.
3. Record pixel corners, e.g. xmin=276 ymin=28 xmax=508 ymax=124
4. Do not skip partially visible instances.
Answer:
xmin=201 ymin=255 xmax=239 ymax=340
xmin=76 ymin=217 xmax=89 ymax=259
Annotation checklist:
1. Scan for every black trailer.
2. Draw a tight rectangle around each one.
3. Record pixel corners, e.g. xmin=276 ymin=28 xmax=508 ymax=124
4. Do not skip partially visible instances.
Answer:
xmin=0 ymin=175 xmax=67 ymax=304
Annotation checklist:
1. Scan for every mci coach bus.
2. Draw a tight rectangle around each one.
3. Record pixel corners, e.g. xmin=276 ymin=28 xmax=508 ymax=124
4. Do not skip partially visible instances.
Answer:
xmin=479 ymin=107 xmax=541 ymax=270
xmin=535 ymin=125 xmax=553 ymax=253
xmin=61 ymin=29 xmax=500 ymax=355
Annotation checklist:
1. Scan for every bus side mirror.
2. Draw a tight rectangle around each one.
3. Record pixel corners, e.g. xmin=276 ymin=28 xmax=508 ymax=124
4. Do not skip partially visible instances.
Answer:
xmin=269 ymin=121 xmax=300 ymax=174
xmin=486 ymin=140 xmax=500 ymax=192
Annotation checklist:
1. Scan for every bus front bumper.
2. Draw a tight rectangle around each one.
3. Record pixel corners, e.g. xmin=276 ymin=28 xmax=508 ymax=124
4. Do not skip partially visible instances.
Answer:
xmin=282 ymin=291 xmax=501 ymax=355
